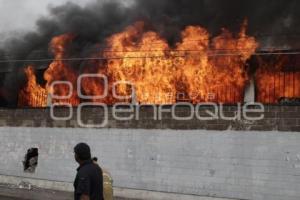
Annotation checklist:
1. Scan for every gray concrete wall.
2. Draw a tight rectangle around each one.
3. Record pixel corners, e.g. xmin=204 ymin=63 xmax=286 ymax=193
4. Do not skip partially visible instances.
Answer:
xmin=0 ymin=105 xmax=300 ymax=131
xmin=1 ymin=127 xmax=300 ymax=200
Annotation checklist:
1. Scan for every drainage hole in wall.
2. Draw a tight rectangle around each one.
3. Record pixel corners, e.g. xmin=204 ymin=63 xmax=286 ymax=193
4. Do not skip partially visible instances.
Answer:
xmin=23 ymin=148 xmax=38 ymax=173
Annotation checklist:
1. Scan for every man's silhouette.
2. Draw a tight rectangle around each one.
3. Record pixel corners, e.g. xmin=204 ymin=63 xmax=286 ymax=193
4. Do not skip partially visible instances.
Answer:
xmin=73 ymin=143 xmax=103 ymax=200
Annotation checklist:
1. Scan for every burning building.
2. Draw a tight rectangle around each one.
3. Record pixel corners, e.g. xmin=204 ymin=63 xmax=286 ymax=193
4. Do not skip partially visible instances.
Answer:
xmin=17 ymin=21 xmax=260 ymax=107
xmin=0 ymin=0 xmax=299 ymax=107
xmin=0 ymin=1 xmax=300 ymax=200
xmin=14 ymin=22 xmax=300 ymax=107
xmin=254 ymin=50 xmax=300 ymax=104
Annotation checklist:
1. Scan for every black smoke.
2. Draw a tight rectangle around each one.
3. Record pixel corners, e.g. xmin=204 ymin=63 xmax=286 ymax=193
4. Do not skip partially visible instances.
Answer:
xmin=0 ymin=0 xmax=299 ymax=106
xmin=132 ymin=0 xmax=300 ymax=50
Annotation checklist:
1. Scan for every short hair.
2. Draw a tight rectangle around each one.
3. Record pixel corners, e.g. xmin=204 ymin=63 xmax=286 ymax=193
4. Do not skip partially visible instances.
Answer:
xmin=74 ymin=143 xmax=91 ymax=161
xmin=92 ymin=157 xmax=98 ymax=162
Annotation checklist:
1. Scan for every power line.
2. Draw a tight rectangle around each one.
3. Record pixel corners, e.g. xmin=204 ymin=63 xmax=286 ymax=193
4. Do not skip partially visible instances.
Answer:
xmin=2 ymin=48 xmax=287 ymax=57
xmin=0 ymin=51 xmax=300 ymax=63
xmin=0 ymin=47 xmax=298 ymax=58
xmin=1 ymin=44 xmax=299 ymax=59
xmin=1 ymin=32 xmax=300 ymax=46
xmin=0 ymin=33 xmax=300 ymax=55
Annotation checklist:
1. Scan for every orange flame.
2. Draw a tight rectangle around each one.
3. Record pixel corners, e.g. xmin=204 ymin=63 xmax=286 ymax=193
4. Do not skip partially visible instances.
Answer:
xmin=44 ymin=34 xmax=80 ymax=105
xmin=103 ymin=22 xmax=176 ymax=104
xmin=256 ymin=54 xmax=300 ymax=103
xmin=19 ymin=21 xmax=260 ymax=107
xmin=18 ymin=66 xmax=47 ymax=107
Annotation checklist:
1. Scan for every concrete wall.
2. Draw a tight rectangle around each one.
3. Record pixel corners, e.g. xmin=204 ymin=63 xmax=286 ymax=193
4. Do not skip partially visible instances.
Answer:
xmin=0 ymin=105 xmax=299 ymax=131
xmin=1 ymin=127 xmax=300 ymax=200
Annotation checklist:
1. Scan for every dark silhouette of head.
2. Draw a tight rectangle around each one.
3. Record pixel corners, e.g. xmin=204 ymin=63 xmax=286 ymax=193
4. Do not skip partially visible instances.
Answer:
xmin=74 ymin=143 xmax=91 ymax=164
xmin=92 ymin=157 xmax=98 ymax=162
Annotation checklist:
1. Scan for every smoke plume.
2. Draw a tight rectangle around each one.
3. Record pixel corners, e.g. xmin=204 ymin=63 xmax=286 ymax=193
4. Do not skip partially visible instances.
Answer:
xmin=0 ymin=0 xmax=299 ymax=106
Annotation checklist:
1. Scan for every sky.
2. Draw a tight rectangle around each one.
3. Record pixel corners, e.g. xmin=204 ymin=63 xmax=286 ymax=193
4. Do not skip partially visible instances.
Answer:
xmin=0 ymin=0 xmax=92 ymax=35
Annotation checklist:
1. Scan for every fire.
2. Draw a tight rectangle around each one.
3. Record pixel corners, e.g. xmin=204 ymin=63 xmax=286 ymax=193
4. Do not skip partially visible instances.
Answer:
xmin=256 ymin=54 xmax=300 ymax=103
xmin=44 ymin=34 xmax=80 ymax=105
xmin=175 ymin=20 xmax=258 ymax=103
xmin=19 ymin=34 xmax=80 ymax=107
xmin=18 ymin=66 xmax=47 ymax=107
xmin=19 ymin=21 xmax=260 ymax=107
xmin=103 ymin=22 xmax=176 ymax=104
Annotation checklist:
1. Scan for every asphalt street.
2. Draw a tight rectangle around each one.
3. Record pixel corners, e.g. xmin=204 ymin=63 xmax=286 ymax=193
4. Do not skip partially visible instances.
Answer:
xmin=0 ymin=196 xmax=130 ymax=200
xmin=0 ymin=185 xmax=133 ymax=200
xmin=0 ymin=197 xmax=24 ymax=200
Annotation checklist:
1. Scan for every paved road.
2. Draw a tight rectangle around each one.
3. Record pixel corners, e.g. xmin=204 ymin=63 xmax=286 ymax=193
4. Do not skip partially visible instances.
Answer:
xmin=0 ymin=197 xmax=23 ymax=200
xmin=0 ymin=196 xmax=129 ymax=200
xmin=0 ymin=186 xmax=131 ymax=200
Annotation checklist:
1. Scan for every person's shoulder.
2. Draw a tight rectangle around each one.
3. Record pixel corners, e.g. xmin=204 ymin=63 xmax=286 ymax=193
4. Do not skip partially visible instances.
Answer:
xmin=93 ymin=162 xmax=103 ymax=172
xmin=78 ymin=162 xmax=93 ymax=175
xmin=82 ymin=162 xmax=102 ymax=173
